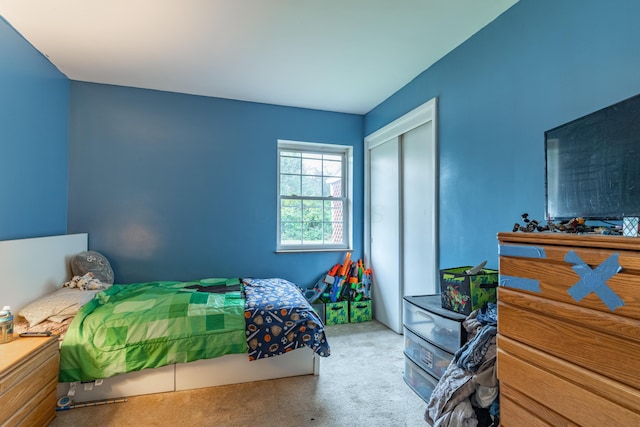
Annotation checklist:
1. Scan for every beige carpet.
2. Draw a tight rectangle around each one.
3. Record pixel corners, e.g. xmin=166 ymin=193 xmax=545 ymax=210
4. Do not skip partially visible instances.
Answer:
xmin=50 ymin=321 xmax=428 ymax=427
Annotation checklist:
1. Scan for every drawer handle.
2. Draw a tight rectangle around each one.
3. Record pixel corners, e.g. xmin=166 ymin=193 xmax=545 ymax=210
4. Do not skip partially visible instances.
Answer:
xmin=416 ymin=311 xmax=434 ymax=322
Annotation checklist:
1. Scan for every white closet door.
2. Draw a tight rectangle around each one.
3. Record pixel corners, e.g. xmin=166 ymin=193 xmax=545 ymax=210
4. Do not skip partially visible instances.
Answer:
xmin=365 ymin=98 xmax=438 ymax=334
xmin=402 ymin=122 xmax=436 ymax=297
xmin=369 ymin=137 xmax=402 ymax=333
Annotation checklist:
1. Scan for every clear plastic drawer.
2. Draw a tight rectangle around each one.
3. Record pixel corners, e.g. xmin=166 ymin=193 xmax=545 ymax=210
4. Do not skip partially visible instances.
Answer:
xmin=403 ymin=357 xmax=439 ymax=403
xmin=403 ymin=296 xmax=466 ymax=354
xmin=404 ymin=326 xmax=453 ymax=379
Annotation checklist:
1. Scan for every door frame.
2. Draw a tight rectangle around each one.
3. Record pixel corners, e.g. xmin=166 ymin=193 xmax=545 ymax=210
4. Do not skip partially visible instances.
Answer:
xmin=364 ymin=97 xmax=438 ymax=327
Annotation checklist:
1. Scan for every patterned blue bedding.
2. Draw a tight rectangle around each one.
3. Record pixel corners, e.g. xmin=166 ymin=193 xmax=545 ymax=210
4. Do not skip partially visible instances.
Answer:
xmin=243 ymin=278 xmax=330 ymax=360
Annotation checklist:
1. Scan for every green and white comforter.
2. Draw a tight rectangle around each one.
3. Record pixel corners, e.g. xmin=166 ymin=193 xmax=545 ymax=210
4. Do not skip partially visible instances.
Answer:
xmin=59 ymin=278 xmax=247 ymax=382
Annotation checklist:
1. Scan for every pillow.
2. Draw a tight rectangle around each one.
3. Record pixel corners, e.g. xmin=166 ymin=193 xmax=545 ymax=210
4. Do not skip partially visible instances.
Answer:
xmin=18 ymin=287 xmax=100 ymax=327
xmin=71 ymin=251 xmax=114 ymax=284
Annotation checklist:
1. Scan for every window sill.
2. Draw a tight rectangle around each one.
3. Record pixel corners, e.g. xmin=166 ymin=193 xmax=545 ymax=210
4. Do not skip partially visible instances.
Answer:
xmin=276 ymin=248 xmax=352 ymax=254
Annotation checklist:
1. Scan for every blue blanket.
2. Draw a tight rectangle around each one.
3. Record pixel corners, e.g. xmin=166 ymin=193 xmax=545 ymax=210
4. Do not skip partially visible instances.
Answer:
xmin=243 ymin=278 xmax=330 ymax=360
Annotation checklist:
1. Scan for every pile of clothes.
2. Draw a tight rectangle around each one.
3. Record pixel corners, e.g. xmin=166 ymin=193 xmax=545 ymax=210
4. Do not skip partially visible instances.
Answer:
xmin=425 ymin=303 xmax=499 ymax=427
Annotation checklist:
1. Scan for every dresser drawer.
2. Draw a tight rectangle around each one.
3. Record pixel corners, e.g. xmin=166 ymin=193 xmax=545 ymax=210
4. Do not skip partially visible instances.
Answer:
xmin=404 ymin=327 xmax=453 ymax=379
xmin=498 ymin=340 xmax=640 ymax=426
xmin=403 ymin=296 xmax=466 ymax=354
xmin=403 ymin=357 xmax=439 ymax=403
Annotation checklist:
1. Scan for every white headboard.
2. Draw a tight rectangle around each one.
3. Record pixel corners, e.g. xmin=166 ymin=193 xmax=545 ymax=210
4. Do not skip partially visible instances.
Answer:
xmin=0 ymin=233 xmax=88 ymax=313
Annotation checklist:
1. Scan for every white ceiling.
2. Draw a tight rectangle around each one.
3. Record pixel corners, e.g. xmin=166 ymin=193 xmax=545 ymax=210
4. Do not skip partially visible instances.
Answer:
xmin=0 ymin=0 xmax=517 ymax=115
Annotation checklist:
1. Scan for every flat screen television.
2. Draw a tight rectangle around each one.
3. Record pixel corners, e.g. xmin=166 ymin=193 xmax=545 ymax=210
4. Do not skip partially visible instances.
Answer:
xmin=545 ymin=93 xmax=640 ymax=221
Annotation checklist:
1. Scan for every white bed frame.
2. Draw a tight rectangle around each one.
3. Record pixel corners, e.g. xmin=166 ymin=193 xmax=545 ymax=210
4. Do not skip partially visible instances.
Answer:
xmin=0 ymin=234 xmax=319 ymax=403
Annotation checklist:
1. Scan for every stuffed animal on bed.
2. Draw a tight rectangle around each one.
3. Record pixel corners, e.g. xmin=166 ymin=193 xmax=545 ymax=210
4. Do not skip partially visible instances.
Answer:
xmin=63 ymin=272 xmax=108 ymax=290
xmin=71 ymin=251 xmax=114 ymax=284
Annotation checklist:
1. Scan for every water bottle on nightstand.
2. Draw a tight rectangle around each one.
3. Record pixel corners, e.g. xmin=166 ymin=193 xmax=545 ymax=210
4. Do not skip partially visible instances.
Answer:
xmin=0 ymin=306 xmax=14 ymax=344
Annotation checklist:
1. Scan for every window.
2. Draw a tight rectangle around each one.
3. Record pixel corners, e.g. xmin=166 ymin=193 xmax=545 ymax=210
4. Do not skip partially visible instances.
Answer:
xmin=277 ymin=140 xmax=352 ymax=251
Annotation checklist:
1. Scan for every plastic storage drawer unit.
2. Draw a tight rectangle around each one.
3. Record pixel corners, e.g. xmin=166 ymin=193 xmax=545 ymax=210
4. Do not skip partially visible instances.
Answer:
xmin=404 ymin=327 xmax=453 ymax=379
xmin=403 ymin=357 xmax=439 ymax=402
xmin=403 ymin=295 xmax=467 ymax=354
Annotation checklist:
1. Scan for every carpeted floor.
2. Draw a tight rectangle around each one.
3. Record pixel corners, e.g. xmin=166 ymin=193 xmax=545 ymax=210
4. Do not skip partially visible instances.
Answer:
xmin=49 ymin=320 xmax=428 ymax=427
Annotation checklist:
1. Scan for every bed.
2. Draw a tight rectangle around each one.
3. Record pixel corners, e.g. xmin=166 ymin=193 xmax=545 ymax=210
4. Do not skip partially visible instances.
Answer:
xmin=1 ymin=233 xmax=329 ymax=403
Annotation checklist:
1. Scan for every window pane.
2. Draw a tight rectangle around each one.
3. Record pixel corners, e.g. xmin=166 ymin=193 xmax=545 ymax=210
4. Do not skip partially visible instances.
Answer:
xmin=324 ymin=177 xmax=342 ymax=197
xmin=325 ymin=156 xmax=343 ymax=197
xmin=302 ymin=175 xmax=323 ymax=197
xmin=280 ymin=174 xmax=300 ymax=196
xmin=281 ymin=222 xmax=302 ymax=244
xmin=302 ymin=200 xmax=323 ymax=243
xmin=301 ymin=158 xmax=322 ymax=176
xmin=324 ymin=222 xmax=344 ymax=244
xmin=281 ymin=199 xmax=301 ymax=222
xmin=303 ymin=221 xmax=323 ymax=244
xmin=324 ymin=200 xmax=343 ymax=220
xmin=324 ymin=200 xmax=344 ymax=244
xmin=323 ymin=222 xmax=334 ymax=243
xmin=280 ymin=154 xmax=301 ymax=174
xmin=323 ymin=159 xmax=342 ymax=178
xmin=302 ymin=200 xmax=323 ymax=222
xmin=281 ymin=195 xmax=302 ymax=244
xmin=323 ymin=201 xmax=332 ymax=222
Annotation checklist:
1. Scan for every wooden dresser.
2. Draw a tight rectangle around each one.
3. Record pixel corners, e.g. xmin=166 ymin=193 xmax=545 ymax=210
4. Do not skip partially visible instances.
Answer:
xmin=0 ymin=336 xmax=59 ymax=427
xmin=497 ymin=232 xmax=640 ymax=426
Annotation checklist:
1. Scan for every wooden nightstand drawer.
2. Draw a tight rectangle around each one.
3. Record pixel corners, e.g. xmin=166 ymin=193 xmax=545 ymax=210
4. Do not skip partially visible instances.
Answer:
xmin=7 ymin=383 xmax=57 ymax=427
xmin=0 ymin=337 xmax=59 ymax=427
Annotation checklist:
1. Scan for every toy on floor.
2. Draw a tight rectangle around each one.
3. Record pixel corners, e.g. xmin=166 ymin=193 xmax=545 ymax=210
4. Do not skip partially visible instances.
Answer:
xmin=302 ymin=255 xmax=372 ymax=304
xmin=330 ymin=252 xmax=351 ymax=302
xmin=304 ymin=275 xmax=329 ymax=304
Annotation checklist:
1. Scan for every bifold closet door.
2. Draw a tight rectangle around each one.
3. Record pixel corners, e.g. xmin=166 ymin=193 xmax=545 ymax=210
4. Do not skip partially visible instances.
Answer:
xmin=369 ymin=137 xmax=402 ymax=333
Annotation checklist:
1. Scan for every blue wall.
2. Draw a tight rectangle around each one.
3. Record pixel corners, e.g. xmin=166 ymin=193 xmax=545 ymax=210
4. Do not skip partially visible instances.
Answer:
xmin=68 ymin=82 xmax=363 ymax=286
xmin=4 ymin=0 xmax=640 ymax=286
xmin=365 ymin=0 xmax=640 ymax=270
xmin=0 ymin=18 xmax=69 ymax=240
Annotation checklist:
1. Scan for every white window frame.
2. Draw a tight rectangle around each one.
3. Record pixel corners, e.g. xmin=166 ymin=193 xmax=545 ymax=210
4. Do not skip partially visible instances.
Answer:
xmin=277 ymin=139 xmax=353 ymax=252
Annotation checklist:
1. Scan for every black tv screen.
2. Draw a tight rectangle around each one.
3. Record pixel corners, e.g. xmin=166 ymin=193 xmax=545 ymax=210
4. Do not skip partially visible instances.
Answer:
xmin=545 ymin=93 xmax=640 ymax=221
